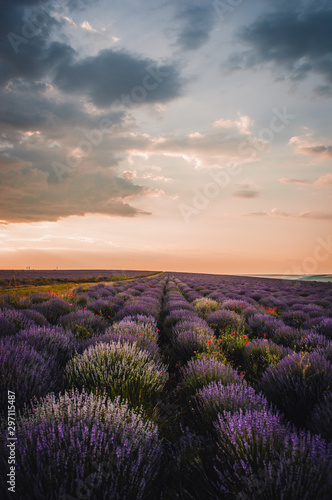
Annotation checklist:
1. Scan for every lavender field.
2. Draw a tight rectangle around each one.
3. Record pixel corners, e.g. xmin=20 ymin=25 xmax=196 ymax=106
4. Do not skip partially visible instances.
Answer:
xmin=1 ymin=272 xmax=332 ymax=500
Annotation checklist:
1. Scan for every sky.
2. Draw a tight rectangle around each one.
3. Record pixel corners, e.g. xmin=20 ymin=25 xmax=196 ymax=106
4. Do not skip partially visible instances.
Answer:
xmin=0 ymin=0 xmax=331 ymax=274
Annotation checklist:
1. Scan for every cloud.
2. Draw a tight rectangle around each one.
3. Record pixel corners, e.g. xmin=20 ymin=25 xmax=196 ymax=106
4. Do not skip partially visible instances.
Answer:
xmin=53 ymin=49 xmax=184 ymax=108
xmin=314 ymin=173 xmax=332 ymax=188
xmin=289 ymin=134 xmax=332 ymax=160
xmin=279 ymin=174 xmax=332 ymax=188
xmin=243 ymin=208 xmax=332 ymax=220
xmin=227 ymin=2 xmax=332 ymax=95
xmin=232 ymin=189 xmax=259 ymax=199
xmin=63 ymin=16 xmax=77 ymax=27
xmin=80 ymin=21 xmax=97 ymax=32
xmin=244 ymin=208 xmax=291 ymax=218
xmin=0 ymin=0 xmax=87 ymax=87
xmin=172 ymin=2 xmax=216 ymax=51
xmin=298 ymin=211 xmax=332 ymax=220
xmin=120 ymin=114 xmax=260 ymax=169
xmin=0 ymin=154 xmax=153 ymax=223
xmin=0 ymin=1 xmax=184 ymax=109
xmin=213 ymin=115 xmax=253 ymax=135
xmin=279 ymin=178 xmax=311 ymax=185
xmin=139 ymin=173 xmax=174 ymax=182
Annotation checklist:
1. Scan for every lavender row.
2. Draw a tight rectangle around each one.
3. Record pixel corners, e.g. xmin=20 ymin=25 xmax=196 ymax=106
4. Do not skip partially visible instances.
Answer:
xmin=1 ymin=275 xmax=169 ymax=499
xmin=158 ymin=275 xmax=332 ymax=498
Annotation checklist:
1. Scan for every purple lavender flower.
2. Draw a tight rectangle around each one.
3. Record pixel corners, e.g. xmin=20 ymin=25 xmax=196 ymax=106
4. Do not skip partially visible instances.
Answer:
xmin=0 ymin=337 xmax=60 ymax=412
xmin=308 ymin=391 xmax=332 ymax=442
xmin=316 ymin=317 xmax=332 ymax=339
xmin=177 ymin=358 xmax=244 ymax=399
xmin=3 ymin=389 xmax=163 ymax=500
xmin=207 ymin=309 xmax=242 ymax=335
xmin=31 ymin=298 xmax=72 ymax=325
xmin=242 ymin=339 xmax=292 ymax=384
xmin=247 ymin=313 xmax=284 ymax=338
xmin=21 ymin=308 xmax=48 ymax=326
xmin=258 ymin=351 xmax=332 ymax=427
xmin=60 ymin=309 xmax=107 ymax=337
xmin=0 ymin=308 xmax=34 ymax=336
xmin=282 ymin=309 xmax=311 ymax=329
xmin=16 ymin=326 xmax=78 ymax=367
xmin=213 ymin=409 xmax=332 ymax=499
xmin=194 ymin=383 xmax=269 ymax=427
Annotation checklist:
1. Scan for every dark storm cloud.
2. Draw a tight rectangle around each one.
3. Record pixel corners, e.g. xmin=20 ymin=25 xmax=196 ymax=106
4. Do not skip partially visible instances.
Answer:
xmin=0 ymin=0 xmax=66 ymax=84
xmin=227 ymin=2 xmax=332 ymax=95
xmin=0 ymin=87 xmax=126 ymax=133
xmin=0 ymin=155 xmax=152 ymax=223
xmin=173 ymin=3 xmax=216 ymax=51
xmin=0 ymin=0 xmax=183 ymax=223
xmin=54 ymin=49 xmax=183 ymax=107
xmin=0 ymin=0 xmax=183 ymax=106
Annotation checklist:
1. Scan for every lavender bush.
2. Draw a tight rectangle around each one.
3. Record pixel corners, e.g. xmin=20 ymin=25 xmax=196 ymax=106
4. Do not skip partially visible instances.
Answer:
xmin=258 ymin=351 xmax=332 ymax=427
xmin=0 ymin=308 xmax=34 ymax=336
xmin=0 ymin=337 xmax=59 ymax=413
xmin=16 ymin=326 xmax=78 ymax=367
xmin=3 ymin=389 xmax=163 ymax=500
xmin=65 ymin=341 xmax=168 ymax=414
xmin=212 ymin=409 xmax=332 ymax=499
xmin=207 ymin=309 xmax=242 ymax=335
xmin=307 ymin=391 xmax=332 ymax=442
xmin=192 ymin=298 xmax=220 ymax=319
xmin=177 ymin=358 xmax=244 ymax=400
xmin=193 ymin=383 xmax=269 ymax=428
xmin=242 ymin=339 xmax=292 ymax=385
xmin=31 ymin=298 xmax=72 ymax=324
xmin=60 ymin=309 xmax=107 ymax=338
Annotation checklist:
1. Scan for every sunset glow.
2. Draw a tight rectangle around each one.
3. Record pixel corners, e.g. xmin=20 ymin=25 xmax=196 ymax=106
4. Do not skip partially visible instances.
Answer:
xmin=0 ymin=0 xmax=331 ymax=274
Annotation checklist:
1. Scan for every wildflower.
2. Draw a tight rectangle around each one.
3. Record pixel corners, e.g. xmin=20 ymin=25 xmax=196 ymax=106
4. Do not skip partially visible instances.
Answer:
xmin=208 ymin=340 xmax=212 ymax=344
xmin=245 ymin=341 xmax=249 ymax=344
xmin=243 ymin=335 xmax=247 ymax=338
xmin=240 ymin=372 xmax=244 ymax=377
xmin=232 ymin=332 xmax=236 ymax=336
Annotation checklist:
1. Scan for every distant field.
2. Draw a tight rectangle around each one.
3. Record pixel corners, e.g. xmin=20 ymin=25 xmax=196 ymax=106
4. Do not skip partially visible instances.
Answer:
xmin=0 ymin=269 xmax=162 ymax=298
xmin=0 ymin=269 xmax=157 ymax=280
xmin=243 ymin=274 xmax=332 ymax=282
